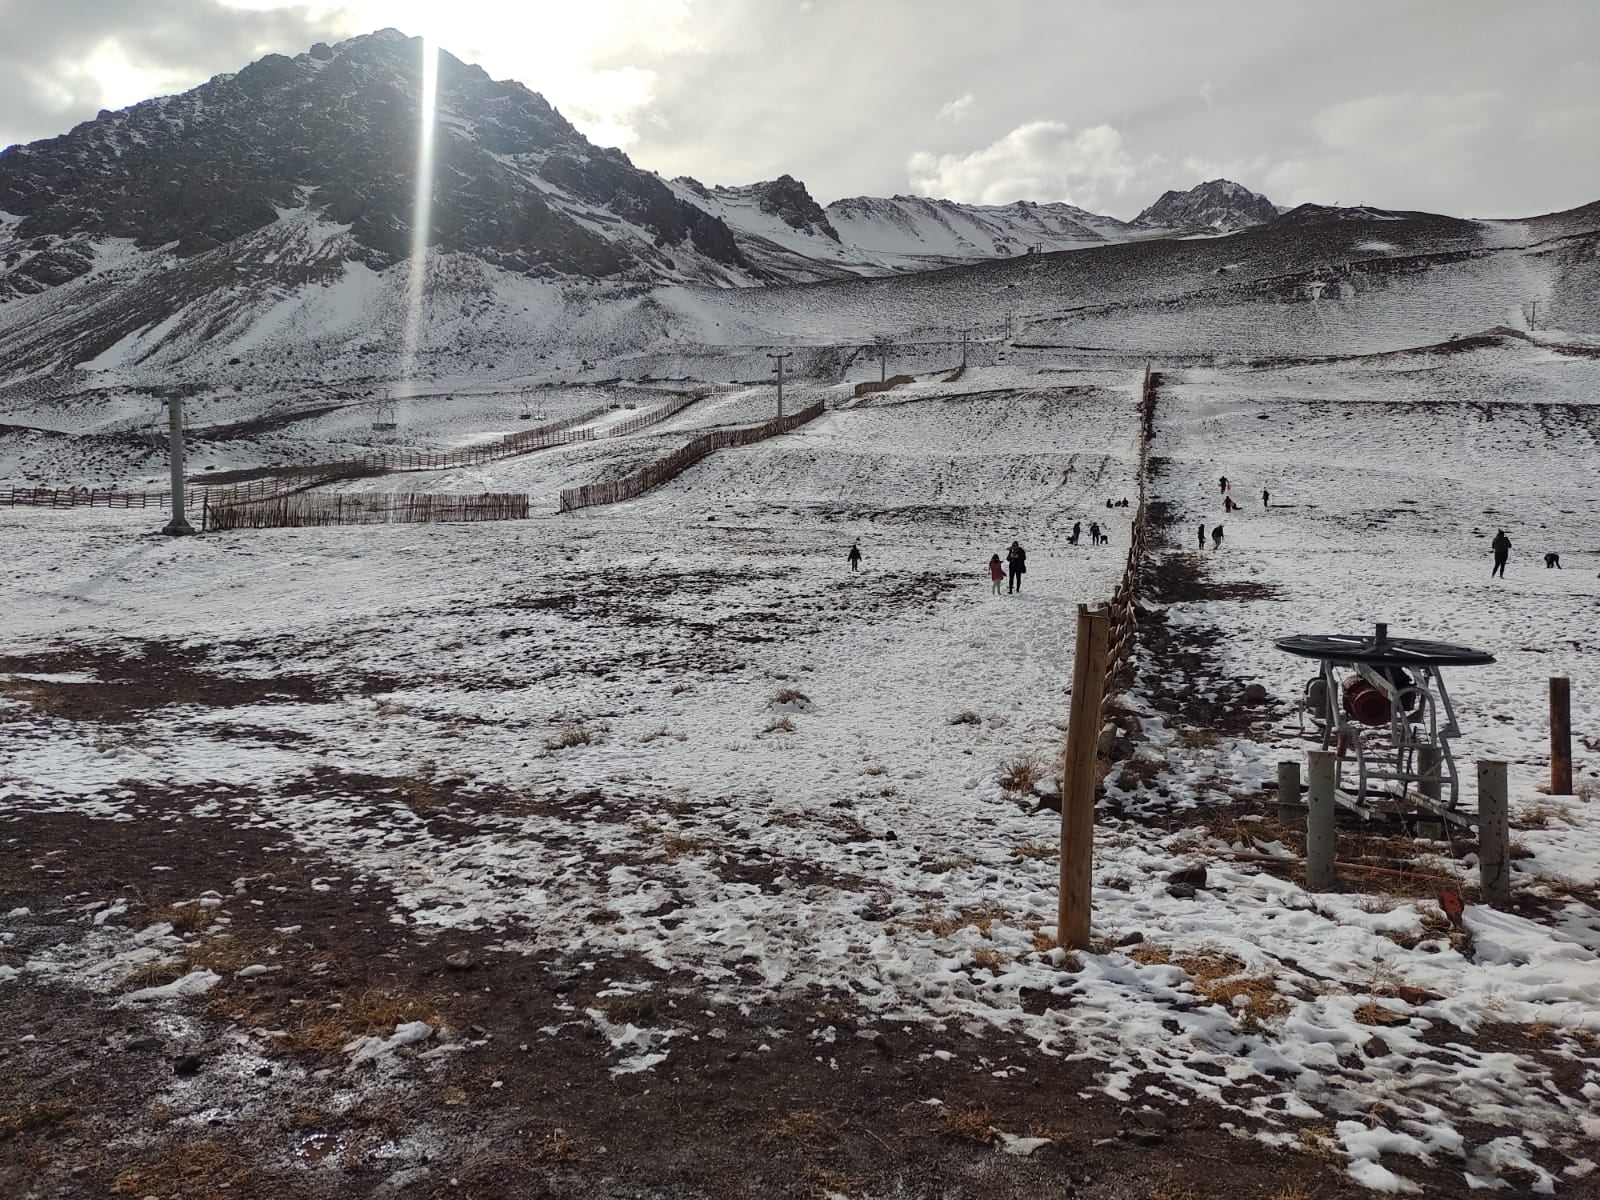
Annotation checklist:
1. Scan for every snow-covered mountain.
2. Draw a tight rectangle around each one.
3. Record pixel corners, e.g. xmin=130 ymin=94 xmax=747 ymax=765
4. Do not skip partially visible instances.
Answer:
xmin=0 ymin=29 xmax=762 ymax=295
xmin=1133 ymin=179 xmax=1280 ymax=233
xmin=2 ymin=29 xmax=1598 ymax=407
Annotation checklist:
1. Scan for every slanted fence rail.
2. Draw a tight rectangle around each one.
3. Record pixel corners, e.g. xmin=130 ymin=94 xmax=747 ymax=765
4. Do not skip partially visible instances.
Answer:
xmin=559 ymin=401 xmax=827 ymax=513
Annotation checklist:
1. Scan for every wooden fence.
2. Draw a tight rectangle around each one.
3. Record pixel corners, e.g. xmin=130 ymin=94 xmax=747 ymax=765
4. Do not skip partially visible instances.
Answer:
xmin=1101 ymin=363 xmax=1159 ymax=723
xmin=5 ymin=394 xmax=709 ymax=516
xmin=559 ymin=401 xmax=826 ymax=513
xmin=6 ymin=487 xmax=168 ymax=509
xmin=202 ymin=491 xmax=530 ymax=531
xmin=853 ymin=374 xmax=916 ymax=398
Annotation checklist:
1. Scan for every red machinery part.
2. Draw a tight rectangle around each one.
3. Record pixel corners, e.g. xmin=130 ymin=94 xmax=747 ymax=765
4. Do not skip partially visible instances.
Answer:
xmin=1343 ymin=678 xmax=1392 ymax=726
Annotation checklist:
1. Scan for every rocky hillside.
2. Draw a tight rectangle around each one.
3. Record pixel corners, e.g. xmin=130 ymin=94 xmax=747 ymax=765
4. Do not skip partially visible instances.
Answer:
xmin=1133 ymin=179 xmax=1280 ymax=233
xmin=0 ymin=29 xmax=757 ymax=297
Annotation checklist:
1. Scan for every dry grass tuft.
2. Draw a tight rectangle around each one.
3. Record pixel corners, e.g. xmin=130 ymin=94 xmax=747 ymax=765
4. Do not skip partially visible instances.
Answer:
xmin=939 ymin=1105 xmax=996 ymax=1144
xmin=763 ymin=716 xmax=797 ymax=734
xmin=278 ymin=988 xmax=440 ymax=1056
xmin=766 ymin=1109 xmax=839 ymax=1143
xmin=803 ymin=1165 xmax=864 ymax=1199
xmin=909 ymin=907 xmax=998 ymax=938
xmin=1129 ymin=945 xmax=1287 ymax=1025
xmin=971 ymin=946 xmax=1006 ymax=971
xmin=111 ymin=1140 xmax=258 ymax=1196
xmin=663 ymin=834 xmax=708 ymax=859
xmin=597 ymin=992 xmax=659 ymax=1025
xmin=771 ymin=687 xmax=811 ymax=707
xmin=1129 ymin=942 xmax=1173 ymax=966
xmin=1355 ymin=1001 xmax=1410 ymax=1027
xmin=120 ymin=958 xmax=192 ymax=991
xmin=187 ymin=930 xmax=277 ymax=976
xmin=1012 ymin=841 xmax=1056 ymax=861
xmin=530 ymin=1128 xmax=588 ymax=1163
xmin=545 ymin=721 xmax=597 ymax=750
xmin=1296 ymin=1124 xmax=1343 ymax=1163
xmin=1032 ymin=930 xmax=1055 ymax=955
xmin=0 ymin=1100 xmax=75 ymax=1139
xmin=998 ymin=754 xmax=1045 ymax=794
xmin=948 ymin=710 xmax=982 ymax=726
xmin=1175 ymin=726 xmax=1220 ymax=750
xmin=148 ymin=902 xmax=215 ymax=933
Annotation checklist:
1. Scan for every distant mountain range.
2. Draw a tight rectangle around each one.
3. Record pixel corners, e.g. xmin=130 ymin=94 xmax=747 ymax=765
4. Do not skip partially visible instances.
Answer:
xmin=0 ymin=28 xmax=1596 ymax=392
xmin=0 ymin=29 xmax=1291 ymax=299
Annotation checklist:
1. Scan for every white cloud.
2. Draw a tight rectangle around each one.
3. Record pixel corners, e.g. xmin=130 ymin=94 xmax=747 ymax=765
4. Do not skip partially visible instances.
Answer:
xmin=907 ymin=121 xmax=1157 ymax=213
xmin=936 ymin=93 xmax=973 ymax=121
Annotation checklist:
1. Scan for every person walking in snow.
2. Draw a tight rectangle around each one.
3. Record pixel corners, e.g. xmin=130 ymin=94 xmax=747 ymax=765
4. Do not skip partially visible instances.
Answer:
xmin=1219 ymin=475 xmax=1229 ymax=495
xmin=1089 ymin=521 xmax=1102 ymax=546
xmin=847 ymin=543 xmax=862 ymax=572
xmin=1069 ymin=521 xmax=1082 ymax=546
xmin=1006 ymin=540 xmax=1027 ymax=593
xmin=1211 ymin=525 xmax=1224 ymax=550
xmin=989 ymin=553 xmax=1005 ymax=594
xmin=1262 ymin=488 xmax=1271 ymax=508
xmin=1197 ymin=522 xmax=1207 ymax=550
xmin=1490 ymin=530 xmax=1511 ymax=579
xmin=1545 ymin=552 xmax=1562 ymax=569
xmin=1223 ymin=494 xmax=1238 ymax=513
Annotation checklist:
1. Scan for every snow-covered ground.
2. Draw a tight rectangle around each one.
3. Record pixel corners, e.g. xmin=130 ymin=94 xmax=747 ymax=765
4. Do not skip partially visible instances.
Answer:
xmin=4 ymin=350 xmax=1598 ymax=1194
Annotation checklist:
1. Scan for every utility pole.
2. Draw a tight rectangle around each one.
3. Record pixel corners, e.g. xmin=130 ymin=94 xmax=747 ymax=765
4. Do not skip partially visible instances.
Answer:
xmin=872 ymin=334 xmax=892 ymax=383
xmin=1528 ymin=300 xmax=1538 ymax=330
xmin=766 ymin=351 xmax=793 ymax=418
xmin=959 ymin=326 xmax=972 ymax=369
xmin=162 ymin=392 xmax=195 ymax=536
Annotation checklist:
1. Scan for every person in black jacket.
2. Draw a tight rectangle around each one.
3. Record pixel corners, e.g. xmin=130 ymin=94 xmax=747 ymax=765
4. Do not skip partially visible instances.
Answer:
xmin=847 ymin=543 xmax=862 ymax=572
xmin=1211 ymin=525 xmax=1224 ymax=550
xmin=1006 ymin=541 xmax=1026 ymax=593
xmin=1197 ymin=523 xmax=1206 ymax=550
xmin=1491 ymin=530 xmax=1510 ymax=578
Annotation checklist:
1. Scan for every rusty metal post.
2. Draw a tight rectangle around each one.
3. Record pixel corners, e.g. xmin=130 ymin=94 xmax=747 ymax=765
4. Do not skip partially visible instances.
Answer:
xmin=1550 ymin=677 xmax=1572 ymax=796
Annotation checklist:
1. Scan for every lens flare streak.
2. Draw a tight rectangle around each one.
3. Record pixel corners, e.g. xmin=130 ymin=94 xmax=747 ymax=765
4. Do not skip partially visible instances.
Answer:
xmin=397 ymin=37 xmax=438 ymax=406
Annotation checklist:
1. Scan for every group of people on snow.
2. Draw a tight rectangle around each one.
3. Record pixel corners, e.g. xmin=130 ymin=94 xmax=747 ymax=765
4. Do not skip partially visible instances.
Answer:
xmin=989 ymin=541 xmax=1028 ymax=594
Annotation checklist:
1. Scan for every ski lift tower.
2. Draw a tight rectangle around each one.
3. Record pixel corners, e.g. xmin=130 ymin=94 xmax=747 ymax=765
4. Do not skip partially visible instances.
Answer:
xmin=1276 ymin=623 xmax=1495 ymax=825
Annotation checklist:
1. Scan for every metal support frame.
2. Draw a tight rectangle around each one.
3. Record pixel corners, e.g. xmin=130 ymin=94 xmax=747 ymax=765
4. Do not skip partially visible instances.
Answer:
xmin=1297 ymin=658 xmax=1469 ymax=824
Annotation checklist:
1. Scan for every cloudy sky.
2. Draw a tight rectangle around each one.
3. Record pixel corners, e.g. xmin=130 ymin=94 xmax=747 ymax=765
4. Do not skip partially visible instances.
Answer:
xmin=3 ymin=0 xmax=1597 ymax=219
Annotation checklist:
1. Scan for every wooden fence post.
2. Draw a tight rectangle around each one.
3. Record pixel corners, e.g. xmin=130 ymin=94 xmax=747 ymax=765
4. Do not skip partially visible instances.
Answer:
xmin=1477 ymin=759 xmax=1510 ymax=906
xmin=1550 ymin=677 xmax=1572 ymax=796
xmin=1058 ymin=604 xmax=1110 ymax=951
xmin=1305 ymin=749 xmax=1336 ymax=891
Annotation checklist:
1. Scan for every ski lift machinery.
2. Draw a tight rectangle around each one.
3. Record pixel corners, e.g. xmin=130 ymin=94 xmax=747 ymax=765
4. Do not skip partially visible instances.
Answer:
xmin=1275 ymin=623 xmax=1495 ymax=826
xmin=370 ymin=394 xmax=398 ymax=433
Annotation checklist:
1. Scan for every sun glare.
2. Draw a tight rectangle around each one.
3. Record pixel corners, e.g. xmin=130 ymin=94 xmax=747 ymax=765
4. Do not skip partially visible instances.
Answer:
xmin=397 ymin=34 xmax=439 ymax=408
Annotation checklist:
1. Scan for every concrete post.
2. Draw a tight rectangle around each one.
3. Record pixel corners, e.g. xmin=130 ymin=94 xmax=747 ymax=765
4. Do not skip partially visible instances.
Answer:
xmin=1305 ymin=749 xmax=1337 ymax=891
xmin=1414 ymin=744 xmax=1444 ymax=838
xmin=1477 ymin=759 xmax=1510 ymax=906
xmin=1276 ymin=760 xmax=1304 ymax=828
xmin=161 ymin=393 xmax=195 ymax=536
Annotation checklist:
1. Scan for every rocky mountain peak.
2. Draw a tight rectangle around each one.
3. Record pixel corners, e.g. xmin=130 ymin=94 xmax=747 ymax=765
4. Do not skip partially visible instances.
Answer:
xmin=723 ymin=175 xmax=839 ymax=242
xmin=0 ymin=28 xmax=754 ymax=296
xmin=1133 ymin=178 xmax=1279 ymax=232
